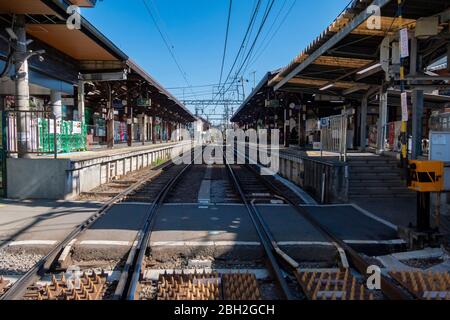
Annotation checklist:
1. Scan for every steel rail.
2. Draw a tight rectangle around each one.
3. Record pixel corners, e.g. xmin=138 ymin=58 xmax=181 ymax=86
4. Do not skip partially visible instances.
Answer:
xmin=243 ymin=163 xmax=412 ymax=300
xmin=124 ymin=151 xmax=199 ymax=300
xmin=225 ymin=161 xmax=294 ymax=300
xmin=0 ymin=159 xmax=175 ymax=300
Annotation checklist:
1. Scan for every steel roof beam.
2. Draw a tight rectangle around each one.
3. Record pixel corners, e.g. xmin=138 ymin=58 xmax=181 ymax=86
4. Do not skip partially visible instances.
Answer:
xmin=273 ymin=0 xmax=392 ymax=91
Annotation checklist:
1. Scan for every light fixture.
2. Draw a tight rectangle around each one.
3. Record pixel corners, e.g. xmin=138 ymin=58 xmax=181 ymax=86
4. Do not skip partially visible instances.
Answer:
xmin=319 ymin=84 xmax=334 ymax=91
xmin=357 ymin=63 xmax=381 ymax=75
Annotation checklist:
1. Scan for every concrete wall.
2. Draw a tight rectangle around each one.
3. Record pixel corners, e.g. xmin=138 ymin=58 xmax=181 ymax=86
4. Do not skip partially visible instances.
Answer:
xmin=278 ymin=154 xmax=348 ymax=203
xmin=244 ymin=143 xmax=348 ymax=204
xmin=7 ymin=144 xmax=182 ymax=200
xmin=7 ymin=158 xmax=71 ymax=199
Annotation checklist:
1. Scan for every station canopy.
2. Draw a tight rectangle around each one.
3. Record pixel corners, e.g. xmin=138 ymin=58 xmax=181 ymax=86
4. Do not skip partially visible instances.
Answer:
xmin=232 ymin=0 xmax=450 ymax=123
xmin=0 ymin=0 xmax=195 ymax=122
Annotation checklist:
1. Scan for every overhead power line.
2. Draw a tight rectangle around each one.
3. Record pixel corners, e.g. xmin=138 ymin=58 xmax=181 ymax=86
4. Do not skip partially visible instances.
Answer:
xmin=141 ymin=0 xmax=197 ymax=99
xmin=246 ymin=0 xmax=296 ymax=70
xmin=218 ymin=0 xmax=233 ymax=88
xmin=220 ymin=0 xmax=277 ymax=96
xmin=216 ymin=0 xmax=263 ymax=98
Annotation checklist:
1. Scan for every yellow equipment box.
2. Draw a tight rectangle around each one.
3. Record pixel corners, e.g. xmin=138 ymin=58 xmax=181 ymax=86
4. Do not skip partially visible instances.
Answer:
xmin=408 ymin=160 xmax=444 ymax=192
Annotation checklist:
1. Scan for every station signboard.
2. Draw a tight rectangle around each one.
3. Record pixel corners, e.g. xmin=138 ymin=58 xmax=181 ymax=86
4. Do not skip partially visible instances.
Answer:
xmin=265 ymin=99 xmax=280 ymax=108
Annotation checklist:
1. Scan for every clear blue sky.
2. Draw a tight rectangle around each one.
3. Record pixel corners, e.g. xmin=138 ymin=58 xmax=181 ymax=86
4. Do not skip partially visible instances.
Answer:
xmin=83 ymin=0 xmax=350 ymax=112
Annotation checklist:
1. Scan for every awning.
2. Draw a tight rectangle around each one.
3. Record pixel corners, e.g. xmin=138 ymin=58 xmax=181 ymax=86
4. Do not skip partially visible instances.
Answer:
xmin=269 ymin=0 xmax=450 ymax=95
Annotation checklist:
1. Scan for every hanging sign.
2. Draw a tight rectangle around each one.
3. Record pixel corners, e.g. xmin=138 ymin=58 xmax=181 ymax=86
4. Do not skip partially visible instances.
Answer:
xmin=265 ymin=99 xmax=280 ymax=108
xmin=400 ymin=28 xmax=409 ymax=58
xmin=401 ymin=92 xmax=408 ymax=122
xmin=112 ymin=100 xmax=123 ymax=109
xmin=320 ymin=117 xmax=330 ymax=129
xmin=137 ymin=97 xmax=152 ymax=107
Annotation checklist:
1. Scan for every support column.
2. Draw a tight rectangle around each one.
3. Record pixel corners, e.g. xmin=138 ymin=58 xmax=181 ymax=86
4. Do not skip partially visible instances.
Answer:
xmin=165 ymin=121 xmax=168 ymax=143
xmin=168 ymin=122 xmax=173 ymax=142
xmin=411 ymin=90 xmax=424 ymax=159
xmin=359 ymin=95 xmax=368 ymax=151
xmin=106 ymin=83 xmax=114 ymax=149
xmin=300 ymin=105 xmax=306 ymax=147
xmin=144 ymin=114 xmax=148 ymax=143
xmin=140 ymin=113 xmax=146 ymax=145
xmin=297 ymin=110 xmax=301 ymax=146
xmin=127 ymin=106 xmax=133 ymax=147
xmin=283 ymin=107 xmax=289 ymax=147
xmin=50 ymin=90 xmax=62 ymax=121
xmin=77 ymin=80 xmax=85 ymax=124
xmin=152 ymin=116 xmax=156 ymax=144
xmin=447 ymin=43 xmax=450 ymax=73
xmin=14 ymin=15 xmax=31 ymax=158
xmin=377 ymin=89 xmax=388 ymax=153
xmin=410 ymin=36 xmax=423 ymax=160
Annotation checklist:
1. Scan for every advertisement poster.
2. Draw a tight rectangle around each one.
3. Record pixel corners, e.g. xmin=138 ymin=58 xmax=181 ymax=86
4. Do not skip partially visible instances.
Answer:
xmin=72 ymin=121 xmax=82 ymax=134
xmin=388 ymin=122 xmax=395 ymax=147
xmin=48 ymin=119 xmax=61 ymax=134
xmin=368 ymin=125 xmax=377 ymax=148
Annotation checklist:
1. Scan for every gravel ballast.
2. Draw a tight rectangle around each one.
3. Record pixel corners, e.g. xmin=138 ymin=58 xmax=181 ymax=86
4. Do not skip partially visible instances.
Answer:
xmin=0 ymin=249 xmax=43 ymax=275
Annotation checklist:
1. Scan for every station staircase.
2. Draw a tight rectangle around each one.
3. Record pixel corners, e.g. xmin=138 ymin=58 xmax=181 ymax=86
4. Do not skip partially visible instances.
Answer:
xmin=347 ymin=156 xmax=415 ymax=199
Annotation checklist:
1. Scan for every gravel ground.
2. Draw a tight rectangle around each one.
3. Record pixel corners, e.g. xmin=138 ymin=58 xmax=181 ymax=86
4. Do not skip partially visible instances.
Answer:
xmin=401 ymin=257 xmax=444 ymax=270
xmin=77 ymin=165 xmax=158 ymax=202
xmin=139 ymin=281 xmax=157 ymax=300
xmin=72 ymin=259 xmax=124 ymax=271
xmin=146 ymin=255 xmax=266 ymax=270
xmin=0 ymin=249 xmax=43 ymax=275
xmin=259 ymin=281 xmax=282 ymax=300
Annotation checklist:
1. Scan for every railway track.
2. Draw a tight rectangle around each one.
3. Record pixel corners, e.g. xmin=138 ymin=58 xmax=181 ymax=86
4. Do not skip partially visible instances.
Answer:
xmin=225 ymin=160 xmax=409 ymax=300
xmin=2 ymin=144 xmax=449 ymax=301
xmin=120 ymin=144 xmax=301 ymax=300
xmin=0 ymin=158 xmax=181 ymax=300
xmin=120 ymin=147 xmax=447 ymax=301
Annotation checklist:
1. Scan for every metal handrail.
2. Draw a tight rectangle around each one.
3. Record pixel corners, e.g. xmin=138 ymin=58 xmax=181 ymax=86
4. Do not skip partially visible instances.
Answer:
xmin=4 ymin=110 xmax=58 ymax=159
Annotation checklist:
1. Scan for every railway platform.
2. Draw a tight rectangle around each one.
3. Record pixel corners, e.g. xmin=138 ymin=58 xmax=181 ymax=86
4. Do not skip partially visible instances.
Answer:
xmin=6 ymin=142 xmax=181 ymax=200
xmin=0 ymin=199 xmax=101 ymax=253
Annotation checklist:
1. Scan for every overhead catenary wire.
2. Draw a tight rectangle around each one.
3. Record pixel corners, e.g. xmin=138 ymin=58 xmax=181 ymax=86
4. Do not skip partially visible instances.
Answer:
xmin=245 ymin=0 xmax=297 ymax=70
xmin=141 ymin=0 xmax=197 ymax=99
xmin=219 ymin=0 xmax=277 ymax=97
xmin=166 ymin=82 xmax=236 ymax=90
xmin=218 ymin=0 xmax=233 ymax=88
xmin=215 ymin=0 xmax=263 ymax=99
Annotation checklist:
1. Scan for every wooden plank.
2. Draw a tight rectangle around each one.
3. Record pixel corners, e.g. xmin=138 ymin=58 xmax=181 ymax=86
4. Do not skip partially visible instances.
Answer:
xmin=284 ymin=77 xmax=356 ymax=89
xmin=313 ymin=56 xmax=373 ymax=68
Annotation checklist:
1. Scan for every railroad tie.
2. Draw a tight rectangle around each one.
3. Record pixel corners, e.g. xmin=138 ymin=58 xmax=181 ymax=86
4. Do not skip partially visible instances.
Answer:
xmin=297 ymin=269 xmax=375 ymax=301
xmin=23 ymin=270 xmax=108 ymax=301
xmin=155 ymin=271 xmax=261 ymax=301
xmin=389 ymin=270 xmax=450 ymax=300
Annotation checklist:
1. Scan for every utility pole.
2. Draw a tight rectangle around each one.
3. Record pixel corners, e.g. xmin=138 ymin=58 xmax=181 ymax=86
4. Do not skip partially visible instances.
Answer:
xmin=250 ymin=71 xmax=256 ymax=91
